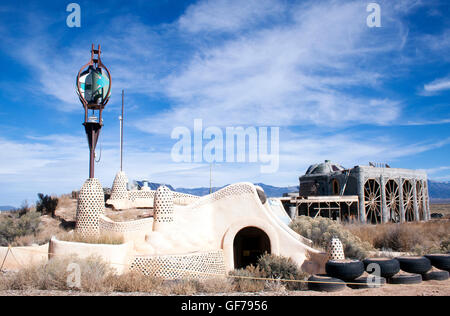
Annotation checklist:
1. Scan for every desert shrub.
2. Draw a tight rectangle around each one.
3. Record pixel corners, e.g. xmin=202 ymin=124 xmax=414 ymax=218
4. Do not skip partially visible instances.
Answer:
xmin=104 ymin=273 xmax=232 ymax=295
xmin=0 ymin=211 xmax=41 ymax=246
xmin=104 ymin=271 xmax=164 ymax=293
xmin=17 ymin=202 xmax=31 ymax=217
xmin=103 ymin=188 xmax=112 ymax=202
xmin=373 ymin=224 xmax=421 ymax=252
xmin=346 ymin=219 xmax=450 ymax=255
xmin=163 ymin=279 xmax=203 ymax=295
xmin=36 ymin=193 xmax=58 ymax=218
xmin=5 ymin=256 xmax=113 ymax=292
xmin=257 ymin=253 xmax=308 ymax=290
xmin=440 ymin=236 xmax=450 ymax=253
xmin=196 ymin=277 xmax=233 ymax=294
xmin=350 ymin=221 xmax=450 ymax=255
xmin=290 ymin=216 xmax=373 ymax=260
xmin=11 ymin=218 xmax=67 ymax=247
xmin=229 ymin=265 xmax=266 ymax=292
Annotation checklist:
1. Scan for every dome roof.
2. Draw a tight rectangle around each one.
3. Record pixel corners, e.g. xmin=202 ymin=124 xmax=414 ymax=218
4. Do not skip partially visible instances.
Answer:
xmin=305 ymin=160 xmax=345 ymax=175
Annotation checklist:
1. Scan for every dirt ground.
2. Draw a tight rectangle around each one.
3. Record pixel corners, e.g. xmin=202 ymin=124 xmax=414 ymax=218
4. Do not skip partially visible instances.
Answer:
xmin=430 ymin=203 xmax=450 ymax=217
xmin=0 ymin=279 xmax=448 ymax=296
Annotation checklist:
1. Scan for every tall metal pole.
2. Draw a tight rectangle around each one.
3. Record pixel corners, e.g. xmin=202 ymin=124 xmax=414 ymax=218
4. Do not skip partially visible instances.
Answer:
xmin=120 ymin=90 xmax=124 ymax=171
xmin=209 ymin=164 xmax=212 ymax=194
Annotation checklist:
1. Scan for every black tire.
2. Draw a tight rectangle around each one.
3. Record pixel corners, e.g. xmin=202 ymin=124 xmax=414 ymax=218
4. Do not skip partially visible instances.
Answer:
xmin=388 ymin=273 xmax=422 ymax=285
xmin=424 ymin=254 xmax=450 ymax=271
xmin=422 ymin=270 xmax=449 ymax=281
xmin=395 ymin=256 xmax=431 ymax=274
xmin=347 ymin=276 xmax=386 ymax=289
xmin=363 ymin=258 xmax=400 ymax=278
xmin=307 ymin=275 xmax=346 ymax=292
xmin=325 ymin=260 xmax=364 ymax=281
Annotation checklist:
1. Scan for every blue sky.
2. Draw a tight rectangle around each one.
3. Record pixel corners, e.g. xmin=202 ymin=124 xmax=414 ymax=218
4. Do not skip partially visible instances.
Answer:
xmin=0 ymin=0 xmax=449 ymax=206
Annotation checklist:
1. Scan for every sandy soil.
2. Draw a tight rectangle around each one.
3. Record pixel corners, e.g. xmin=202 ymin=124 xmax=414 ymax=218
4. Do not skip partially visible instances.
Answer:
xmin=0 ymin=279 xmax=448 ymax=296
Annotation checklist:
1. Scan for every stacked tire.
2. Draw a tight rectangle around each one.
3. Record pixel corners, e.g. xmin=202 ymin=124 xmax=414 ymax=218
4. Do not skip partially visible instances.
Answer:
xmin=363 ymin=258 xmax=400 ymax=278
xmin=307 ymin=274 xmax=347 ymax=292
xmin=422 ymin=254 xmax=450 ymax=281
xmin=308 ymin=260 xmax=365 ymax=292
xmin=390 ymin=256 xmax=430 ymax=284
xmin=308 ymin=255 xmax=449 ymax=292
xmin=424 ymin=254 xmax=450 ymax=272
xmin=325 ymin=260 xmax=365 ymax=281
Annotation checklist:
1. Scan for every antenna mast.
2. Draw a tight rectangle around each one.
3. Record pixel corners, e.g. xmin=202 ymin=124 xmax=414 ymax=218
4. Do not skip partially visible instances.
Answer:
xmin=209 ymin=164 xmax=212 ymax=194
xmin=120 ymin=90 xmax=124 ymax=171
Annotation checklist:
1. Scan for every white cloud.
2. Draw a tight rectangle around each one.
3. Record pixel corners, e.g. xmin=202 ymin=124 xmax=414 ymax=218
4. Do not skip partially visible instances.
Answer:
xmin=425 ymin=166 xmax=450 ymax=175
xmin=423 ymin=76 xmax=450 ymax=94
xmin=134 ymin=1 xmax=406 ymax=135
xmin=178 ymin=0 xmax=284 ymax=33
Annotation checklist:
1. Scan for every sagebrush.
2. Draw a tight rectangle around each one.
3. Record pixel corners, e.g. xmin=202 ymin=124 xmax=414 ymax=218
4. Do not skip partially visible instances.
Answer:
xmin=229 ymin=254 xmax=309 ymax=292
xmin=347 ymin=220 xmax=450 ymax=255
xmin=289 ymin=216 xmax=373 ymax=259
xmin=36 ymin=193 xmax=59 ymax=218
xmin=0 ymin=210 xmax=41 ymax=247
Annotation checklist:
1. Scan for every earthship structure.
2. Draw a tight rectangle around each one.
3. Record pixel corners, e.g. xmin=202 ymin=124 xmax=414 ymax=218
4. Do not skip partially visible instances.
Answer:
xmin=0 ymin=174 xmax=328 ymax=278
xmin=283 ymin=160 xmax=430 ymax=225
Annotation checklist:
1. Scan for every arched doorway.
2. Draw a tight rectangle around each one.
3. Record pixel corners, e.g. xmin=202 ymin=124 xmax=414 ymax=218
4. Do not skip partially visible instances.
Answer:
xmin=233 ymin=227 xmax=271 ymax=269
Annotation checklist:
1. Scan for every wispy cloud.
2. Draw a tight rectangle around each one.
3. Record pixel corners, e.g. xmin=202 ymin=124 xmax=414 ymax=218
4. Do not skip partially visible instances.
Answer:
xmin=136 ymin=0 xmax=411 ymax=134
xmin=403 ymin=118 xmax=450 ymax=126
xmin=178 ymin=0 xmax=285 ymax=33
xmin=422 ymin=76 xmax=450 ymax=95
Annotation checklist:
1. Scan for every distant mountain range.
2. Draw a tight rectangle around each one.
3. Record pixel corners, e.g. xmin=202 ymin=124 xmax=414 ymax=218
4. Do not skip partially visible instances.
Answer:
xmin=2 ymin=181 xmax=450 ymax=210
xmin=175 ymin=181 xmax=450 ymax=200
xmin=428 ymin=181 xmax=450 ymax=200
xmin=175 ymin=183 xmax=298 ymax=197
xmin=0 ymin=206 xmax=16 ymax=212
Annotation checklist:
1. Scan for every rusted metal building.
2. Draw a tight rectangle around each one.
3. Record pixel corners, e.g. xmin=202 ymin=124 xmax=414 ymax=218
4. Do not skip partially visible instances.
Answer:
xmin=297 ymin=160 xmax=430 ymax=224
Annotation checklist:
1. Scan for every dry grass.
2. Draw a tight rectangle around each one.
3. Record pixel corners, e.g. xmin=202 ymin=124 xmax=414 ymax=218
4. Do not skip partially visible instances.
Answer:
xmin=103 ymin=271 xmax=164 ymax=293
xmin=11 ymin=215 xmax=67 ymax=247
xmin=105 ymin=275 xmax=233 ymax=295
xmin=0 ymin=256 xmax=113 ymax=292
xmin=105 ymin=208 xmax=153 ymax=222
xmin=57 ymin=232 xmax=125 ymax=245
xmin=56 ymin=194 xmax=77 ymax=222
xmin=0 ymin=259 xmax=239 ymax=295
xmin=0 ymin=210 xmax=42 ymax=247
xmin=346 ymin=219 xmax=450 ymax=255
xmin=0 ymin=255 xmax=308 ymax=295
xmin=230 ymin=266 xmax=266 ymax=292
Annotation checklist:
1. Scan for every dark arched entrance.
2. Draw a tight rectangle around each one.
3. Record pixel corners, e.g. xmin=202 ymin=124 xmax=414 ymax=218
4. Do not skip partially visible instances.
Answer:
xmin=233 ymin=227 xmax=271 ymax=269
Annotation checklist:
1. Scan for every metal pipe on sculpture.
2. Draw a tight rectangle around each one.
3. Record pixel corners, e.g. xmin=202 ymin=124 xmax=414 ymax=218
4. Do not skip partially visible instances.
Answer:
xmin=120 ymin=90 xmax=124 ymax=172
